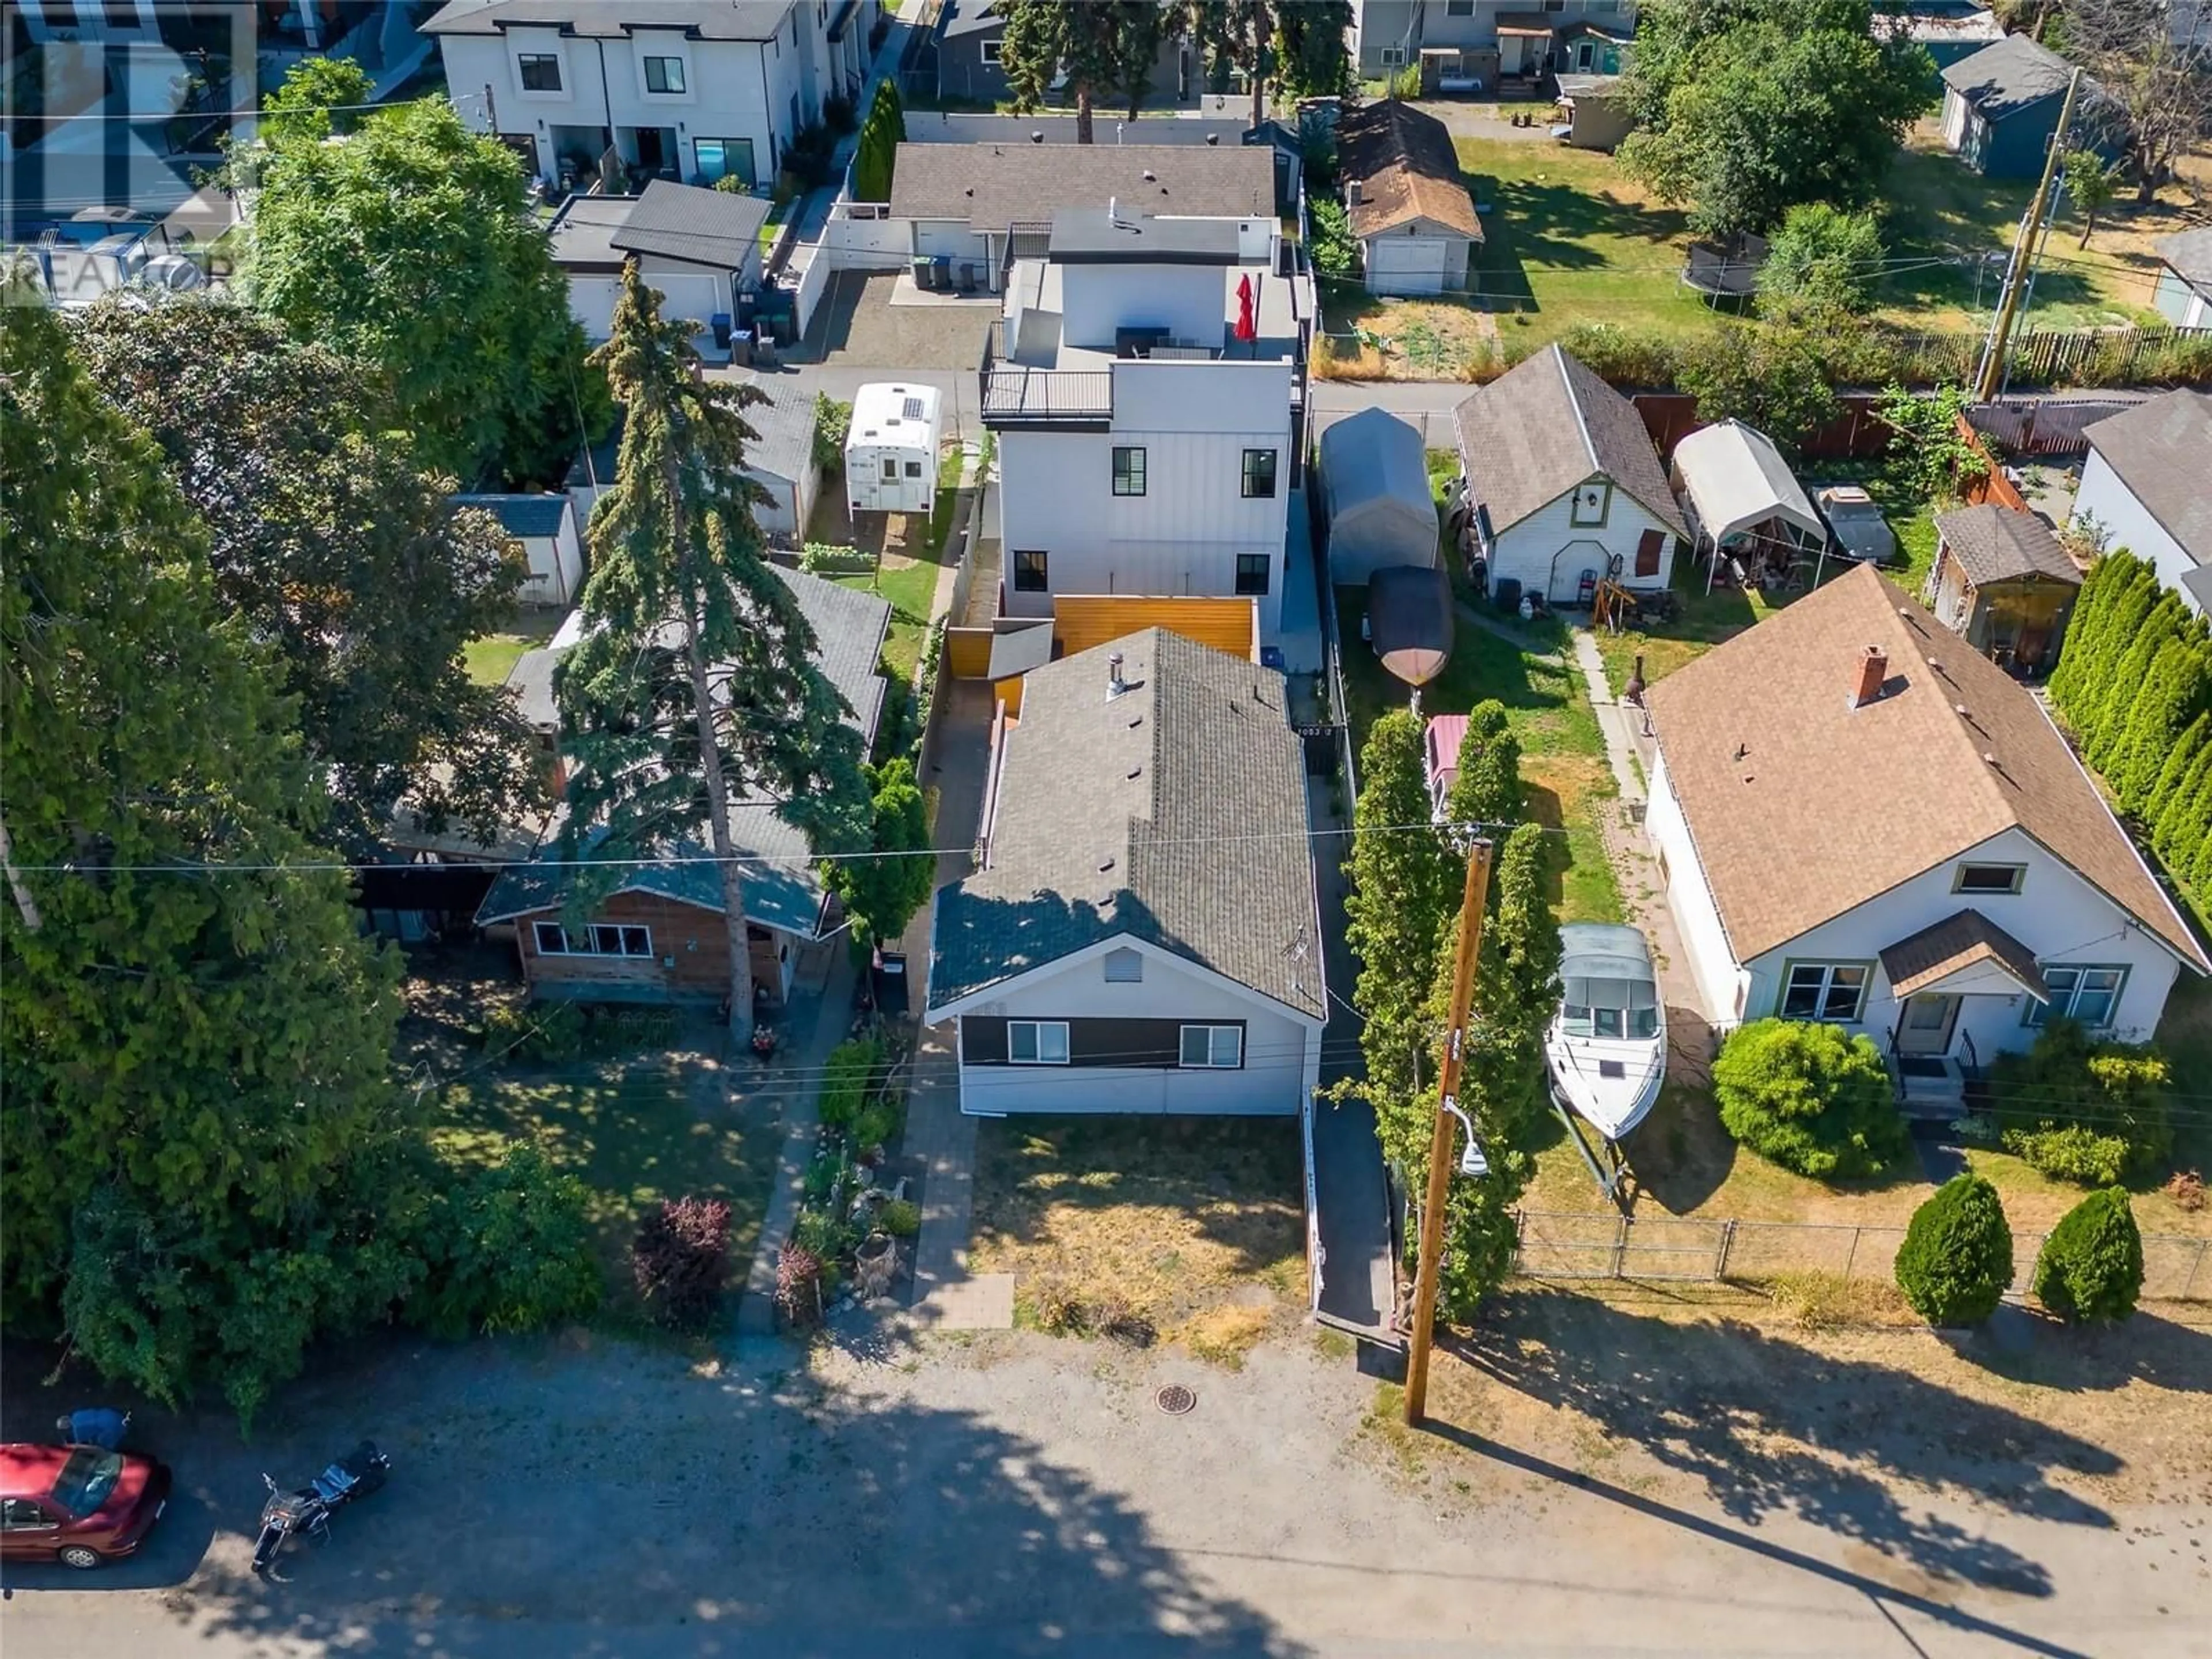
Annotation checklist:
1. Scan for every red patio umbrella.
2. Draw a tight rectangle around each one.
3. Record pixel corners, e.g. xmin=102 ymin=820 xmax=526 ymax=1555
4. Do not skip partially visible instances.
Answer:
xmin=1234 ymin=272 xmax=1257 ymax=344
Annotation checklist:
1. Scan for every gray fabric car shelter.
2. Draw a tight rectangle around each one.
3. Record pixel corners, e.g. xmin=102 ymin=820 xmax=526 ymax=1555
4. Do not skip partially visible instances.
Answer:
xmin=1321 ymin=408 xmax=1439 ymax=583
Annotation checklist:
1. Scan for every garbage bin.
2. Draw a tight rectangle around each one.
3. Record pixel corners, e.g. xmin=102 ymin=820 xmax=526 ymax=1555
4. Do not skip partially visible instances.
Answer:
xmin=710 ymin=312 xmax=733 ymax=350
xmin=932 ymin=255 xmax=953 ymax=291
xmin=911 ymin=255 xmax=935 ymax=291
xmin=728 ymin=329 xmax=753 ymax=368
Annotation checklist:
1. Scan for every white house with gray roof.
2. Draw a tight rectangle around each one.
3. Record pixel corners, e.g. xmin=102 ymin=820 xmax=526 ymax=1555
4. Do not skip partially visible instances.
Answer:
xmin=454 ymin=492 xmax=585 ymax=605
xmin=548 ymin=179 xmax=770 ymax=343
xmin=926 ymin=628 xmax=1325 ymax=1116
xmin=2074 ymin=391 xmax=2212 ymax=616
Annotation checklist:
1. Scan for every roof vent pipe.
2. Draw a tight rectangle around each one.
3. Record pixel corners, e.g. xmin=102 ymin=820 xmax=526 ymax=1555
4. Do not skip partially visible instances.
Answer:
xmin=1107 ymin=653 xmax=1127 ymax=699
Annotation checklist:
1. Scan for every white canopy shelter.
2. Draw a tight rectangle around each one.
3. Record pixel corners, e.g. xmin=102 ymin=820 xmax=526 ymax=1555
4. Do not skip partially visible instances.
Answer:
xmin=1668 ymin=421 xmax=1827 ymax=593
xmin=1320 ymin=407 xmax=1440 ymax=583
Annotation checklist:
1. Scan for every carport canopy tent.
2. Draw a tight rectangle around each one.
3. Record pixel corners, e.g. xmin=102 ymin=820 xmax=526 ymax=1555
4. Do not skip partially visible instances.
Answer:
xmin=1671 ymin=421 xmax=1826 ymax=591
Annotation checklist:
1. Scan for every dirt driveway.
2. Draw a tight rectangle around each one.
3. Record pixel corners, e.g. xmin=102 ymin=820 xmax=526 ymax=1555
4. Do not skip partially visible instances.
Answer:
xmin=5 ymin=1286 xmax=2209 ymax=1657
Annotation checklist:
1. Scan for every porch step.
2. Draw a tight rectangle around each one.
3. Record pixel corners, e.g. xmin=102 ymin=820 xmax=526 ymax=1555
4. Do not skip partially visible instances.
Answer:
xmin=1893 ymin=1056 xmax=1968 ymax=1119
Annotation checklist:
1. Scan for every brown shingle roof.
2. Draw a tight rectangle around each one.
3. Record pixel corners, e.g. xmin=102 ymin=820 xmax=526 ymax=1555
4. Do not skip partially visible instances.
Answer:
xmin=1452 ymin=345 xmax=1686 ymax=540
xmin=1335 ymin=100 xmax=1480 ymax=242
xmin=1643 ymin=563 xmax=2205 ymax=969
xmin=887 ymin=143 xmax=1274 ymax=231
xmin=1880 ymin=910 xmax=2049 ymax=1000
xmin=2082 ymin=390 xmax=2212 ymax=567
xmin=1933 ymin=504 xmax=2082 ymax=588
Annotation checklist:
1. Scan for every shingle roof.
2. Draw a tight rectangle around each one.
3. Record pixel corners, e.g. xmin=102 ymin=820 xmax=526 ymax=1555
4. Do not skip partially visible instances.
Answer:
xmin=887 ymin=143 xmax=1274 ymax=230
xmin=930 ymin=628 xmax=1324 ymax=1018
xmin=741 ymin=382 xmax=819 ymax=488
xmin=1453 ymin=345 xmax=1686 ymax=541
xmin=1335 ymin=99 xmax=1480 ymax=242
xmin=1933 ymin=503 xmax=2082 ymax=588
xmin=2156 ymin=228 xmax=2212 ymax=292
xmin=454 ymin=493 xmax=572 ymax=538
xmin=1879 ymin=910 xmax=2049 ymax=1001
xmin=1939 ymin=33 xmax=2082 ymax=119
xmin=772 ymin=566 xmax=890 ymax=750
xmin=474 ymin=811 xmax=827 ymax=935
xmin=935 ymin=0 xmax=1000 ymax=40
xmin=2082 ymin=390 xmax=2212 ymax=567
xmin=609 ymin=179 xmax=771 ymax=270
xmin=423 ymin=1 xmax=794 ymax=40
xmin=1643 ymin=563 xmax=2205 ymax=968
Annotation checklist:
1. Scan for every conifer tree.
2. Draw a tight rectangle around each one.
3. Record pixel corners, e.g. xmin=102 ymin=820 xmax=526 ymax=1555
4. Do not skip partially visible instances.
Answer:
xmin=2046 ymin=553 xmax=2122 ymax=714
xmin=2067 ymin=561 xmax=2161 ymax=746
xmin=2146 ymin=714 xmax=2210 ymax=829
xmin=2116 ymin=639 xmax=2211 ymax=811
xmin=1442 ymin=700 xmax=1523 ymax=830
xmin=2086 ymin=592 xmax=2183 ymax=769
xmin=557 ymin=264 xmax=869 ymax=1037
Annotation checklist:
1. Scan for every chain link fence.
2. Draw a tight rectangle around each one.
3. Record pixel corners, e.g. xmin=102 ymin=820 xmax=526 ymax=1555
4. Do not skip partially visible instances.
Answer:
xmin=1513 ymin=1210 xmax=2212 ymax=1302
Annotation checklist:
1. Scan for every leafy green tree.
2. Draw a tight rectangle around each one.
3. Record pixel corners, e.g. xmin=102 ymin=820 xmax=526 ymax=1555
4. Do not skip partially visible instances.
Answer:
xmin=1442 ymin=700 xmax=1522 ymax=830
xmin=400 ymin=1146 xmax=600 ymax=1339
xmin=1990 ymin=1020 xmax=2172 ymax=1184
xmin=259 ymin=53 xmax=372 ymax=143
xmin=2062 ymin=147 xmax=2124 ymax=246
xmin=1619 ymin=0 xmax=1934 ymax=240
xmin=1895 ymin=1175 xmax=2014 ymax=1327
xmin=1712 ymin=1019 xmax=1911 ymax=1179
xmin=999 ymin=0 xmax=1169 ymax=142
xmin=1306 ymin=196 xmax=1357 ymax=280
xmin=239 ymin=73 xmax=593 ymax=487
xmin=1676 ymin=325 xmax=1839 ymax=459
xmin=558 ymin=263 xmax=869 ymax=1037
xmin=1756 ymin=202 xmax=1885 ymax=319
xmin=1274 ymin=0 xmax=1354 ymax=101
xmin=1872 ymin=382 xmax=1987 ymax=499
xmin=851 ymin=78 xmax=906 ymax=203
xmin=69 ymin=293 xmax=544 ymax=853
xmin=828 ymin=757 xmax=936 ymax=946
xmin=1 ymin=290 xmax=418 ymax=1422
xmin=2032 ymin=1188 xmax=2144 ymax=1323
xmin=1191 ymin=1 xmax=1272 ymax=127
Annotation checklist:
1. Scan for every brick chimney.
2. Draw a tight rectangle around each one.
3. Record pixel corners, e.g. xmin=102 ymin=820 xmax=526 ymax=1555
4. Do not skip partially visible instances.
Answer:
xmin=1852 ymin=644 xmax=1888 ymax=709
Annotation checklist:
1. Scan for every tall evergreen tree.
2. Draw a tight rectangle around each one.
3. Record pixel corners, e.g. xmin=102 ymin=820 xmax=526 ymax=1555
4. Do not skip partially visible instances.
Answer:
xmin=2146 ymin=714 xmax=2210 ymax=828
xmin=1274 ymin=0 xmax=1354 ymax=101
xmin=2 ymin=289 xmax=418 ymax=1419
xmin=2065 ymin=562 xmax=2162 ymax=747
xmin=1442 ymin=699 xmax=1523 ymax=829
xmin=2115 ymin=638 xmax=2211 ymax=810
xmin=1190 ymin=1 xmax=1273 ymax=127
xmin=2046 ymin=552 xmax=2123 ymax=714
xmin=2087 ymin=594 xmax=2186 ymax=771
xmin=557 ymin=263 xmax=869 ymax=1037
xmin=999 ymin=0 xmax=1168 ymax=142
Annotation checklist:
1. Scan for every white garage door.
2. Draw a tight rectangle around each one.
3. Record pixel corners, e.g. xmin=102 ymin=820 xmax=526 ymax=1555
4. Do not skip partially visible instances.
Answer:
xmin=1366 ymin=234 xmax=1455 ymax=297
xmin=567 ymin=276 xmax=623 ymax=342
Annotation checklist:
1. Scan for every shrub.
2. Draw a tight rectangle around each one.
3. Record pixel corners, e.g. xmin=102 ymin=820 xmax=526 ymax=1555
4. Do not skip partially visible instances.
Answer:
xmin=1757 ymin=203 xmax=1884 ymax=319
xmin=1711 ymin=1019 xmax=1911 ymax=1179
xmin=406 ymin=1148 xmax=601 ymax=1339
xmin=1895 ymin=1175 xmax=2014 ymax=1328
xmin=482 ymin=999 xmax=585 ymax=1062
xmin=802 ymin=1147 xmax=850 ymax=1205
xmin=818 ymin=1037 xmax=880 ymax=1131
xmin=775 ymin=1243 xmax=825 ymax=1327
xmin=712 ymin=173 xmax=751 ymax=195
xmin=798 ymin=541 xmax=873 ymax=575
xmin=2031 ymin=1188 xmax=2143 ymax=1323
xmin=1308 ymin=196 xmax=1357 ymax=281
xmin=1989 ymin=1021 xmax=2172 ymax=1185
xmin=823 ymin=92 xmax=858 ymax=135
xmin=878 ymin=1198 xmax=921 ymax=1238
xmin=789 ymin=1205 xmax=853 ymax=1263
xmin=812 ymin=393 xmax=851 ymax=476
xmin=631 ymin=1196 xmax=733 ymax=1332
xmin=852 ymin=1098 xmax=902 ymax=1153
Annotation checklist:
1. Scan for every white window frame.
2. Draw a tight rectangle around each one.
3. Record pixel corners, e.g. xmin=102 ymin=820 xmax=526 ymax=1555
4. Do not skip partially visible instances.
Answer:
xmin=1007 ymin=1020 xmax=1070 ymax=1065
xmin=533 ymin=921 xmax=652 ymax=957
xmin=1179 ymin=1024 xmax=1244 ymax=1069
xmin=1379 ymin=47 xmax=1408 ymax=69
xmin=1778 ymin=961 xmax=1871 ymax=1023
xmin=981 ymin=39 xmax=1003 ymax=66
xmin=2028 ymin=965 xmax=2128 ymax=1030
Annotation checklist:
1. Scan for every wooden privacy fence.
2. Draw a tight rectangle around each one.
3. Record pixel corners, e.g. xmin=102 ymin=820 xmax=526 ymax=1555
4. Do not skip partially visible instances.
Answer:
xmin=1513 ymin=1210 xmax=2212 ymax=1303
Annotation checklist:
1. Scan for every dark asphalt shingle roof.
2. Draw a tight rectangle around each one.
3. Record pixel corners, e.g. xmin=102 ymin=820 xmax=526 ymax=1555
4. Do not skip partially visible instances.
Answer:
xmin=1453 ymin=344 xmax=1686 ymax=541
xmin=1940 ymin=34 xmax=2088 ymax=120
xmin=424 ymin=1 xmax=794 ymax=40
xmin=930 ymin=628 xmax=1324 ymax=1019
xmin=1933 ymin=504 xmax=2082 ymax=588
xmin=610 ymin=179 xmax=771 ymax=270
xmin=453 ymin=493 xmax=573 ymax=539
xmin=935 ymin=0 xmax=1001 ymax=41
xmin=2083 ymin=390 xmax=2212 ymax=567
xmin=888 ymin=143 xmax=1274 ymax=231
xmin=776 ymin=565 xmax=890 ymax=749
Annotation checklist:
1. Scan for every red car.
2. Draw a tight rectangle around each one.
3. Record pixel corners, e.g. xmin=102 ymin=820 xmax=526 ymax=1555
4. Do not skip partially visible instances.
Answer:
xmin=1 ymin=1442 xmax=171 ymax=1569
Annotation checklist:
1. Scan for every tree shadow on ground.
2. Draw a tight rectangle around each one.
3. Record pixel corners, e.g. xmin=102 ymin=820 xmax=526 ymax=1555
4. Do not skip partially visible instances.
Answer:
xmin=1 ymin=1332 xmax=1309 ymax=1656
xmin=1441 ymin=1290 xmax=2120 ymax=1603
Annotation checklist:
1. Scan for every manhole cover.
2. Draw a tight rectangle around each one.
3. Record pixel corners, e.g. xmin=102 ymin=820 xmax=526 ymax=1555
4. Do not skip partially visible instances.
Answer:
xmin=1155 ymin=1384 xmax=1196 ymax=1416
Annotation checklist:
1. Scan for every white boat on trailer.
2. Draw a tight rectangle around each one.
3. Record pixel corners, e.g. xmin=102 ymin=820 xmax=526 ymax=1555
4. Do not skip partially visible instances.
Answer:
xmin=1546 ymin=923 xmax=1666 ymax=1143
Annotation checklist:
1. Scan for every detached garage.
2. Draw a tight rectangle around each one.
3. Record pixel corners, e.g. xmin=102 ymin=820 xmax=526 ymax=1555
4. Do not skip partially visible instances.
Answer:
xmin=1335 ymin=100 xmax=1480 ymax=297
xmin=1321 ymin=407 xmax=1438 ymax=582
xmin=549 ymin=180 xmax=768 ymax=345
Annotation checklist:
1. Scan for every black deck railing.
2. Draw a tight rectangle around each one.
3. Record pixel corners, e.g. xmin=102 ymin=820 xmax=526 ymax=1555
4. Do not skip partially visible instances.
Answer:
xmin=978 ymin=323 xmax=1112 ymax=425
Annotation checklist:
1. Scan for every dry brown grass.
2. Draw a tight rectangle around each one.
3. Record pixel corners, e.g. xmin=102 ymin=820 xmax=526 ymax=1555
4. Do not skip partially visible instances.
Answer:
xmin=1760 ymin=1271 xmax=1918 ymax=1333
xmin=970 ymin=1118 xmax=1306 ymax=1364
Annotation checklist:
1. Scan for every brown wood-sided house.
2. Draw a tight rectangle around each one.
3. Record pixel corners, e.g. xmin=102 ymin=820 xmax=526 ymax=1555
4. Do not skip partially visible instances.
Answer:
xmin=1926 ymin=505 xmax=2083 ymax=677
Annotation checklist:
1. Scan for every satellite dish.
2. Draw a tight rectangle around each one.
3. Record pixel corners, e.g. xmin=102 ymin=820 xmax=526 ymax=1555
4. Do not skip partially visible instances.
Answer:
xmin=141 ymin=254 xmax=205 ymax=293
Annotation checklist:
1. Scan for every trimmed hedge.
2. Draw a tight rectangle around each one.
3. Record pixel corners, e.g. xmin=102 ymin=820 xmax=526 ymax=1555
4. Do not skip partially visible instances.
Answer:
xmin=2031 ymin=1188 xmax=2144 ymax=1323
xmin=1987 ymin=1020 xmax=2172 ymax=1187
xmin=1895 ymin=1175 xmax=2013 ymax=1328
xmin=1712 ymin=1018 xmax=1912 ymax=1179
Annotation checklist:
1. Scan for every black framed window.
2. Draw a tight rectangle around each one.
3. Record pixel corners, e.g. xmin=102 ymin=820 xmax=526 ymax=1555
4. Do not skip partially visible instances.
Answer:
xmin=1235 ymin=554 xmax=1271 ymax=596
xmin=1241 ymin=448 xmax=1277 ymax=499
xmin=1013 ymin=550 xmax=1048 ymax=592
xmin=644 ymin=56 xmax=686 ymax=94
xmin=1112 ymin=446 xmax=1146 ymax=497
xmin=518 ymin=54 xmax=562 ymax=92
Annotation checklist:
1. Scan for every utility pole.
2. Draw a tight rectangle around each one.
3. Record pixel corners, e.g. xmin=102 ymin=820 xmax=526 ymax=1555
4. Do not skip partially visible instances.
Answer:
xmin=1403 ymin=838 xmax=1494 ymax=1429
xmin=1974 ymin=67 xmax=2081 ymax=402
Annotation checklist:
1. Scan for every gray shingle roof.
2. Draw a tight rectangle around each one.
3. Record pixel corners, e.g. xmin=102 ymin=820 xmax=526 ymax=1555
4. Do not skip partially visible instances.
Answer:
xmin=930 ymin=628 xmax=1323 ymax=1019
xmin=775 ymin=565 xmax=890 ymax=749
xmin=2083 ymin=390 xmax=2212 ymax=567
xmin=1940 ymin=34 xmax=2084 ymax=120
xmin=888 ymin=143 xmax=1274 ymax=231
xmin=1453 ymin=344 xmax=1686 ymax=541
xmin=474 ymin=811 xmax=826 ymax=935
xmin=454 ymin=493 xmax=572 ymax=538
xmin=610 ymin=179 xmax=771 ymax=270
xmin=742 ymin=382 xmax=819 ymax=488
xmin=1933 ymin=503 xmax=2082 ymax=588
xmin=424 ymin=1 xmax=795 ymax=40
xmin=2155 ymin=228 xmax=2212 ymax=293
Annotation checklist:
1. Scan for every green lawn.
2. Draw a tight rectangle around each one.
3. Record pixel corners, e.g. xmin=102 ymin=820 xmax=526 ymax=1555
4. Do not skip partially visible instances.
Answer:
xmin=833 ymin=555 xmax=940 ymax=680
xmin=1339 ymin=586 xmax=1623 ymax=925
xmin=464 ymin=608 xmax=564 ymax=687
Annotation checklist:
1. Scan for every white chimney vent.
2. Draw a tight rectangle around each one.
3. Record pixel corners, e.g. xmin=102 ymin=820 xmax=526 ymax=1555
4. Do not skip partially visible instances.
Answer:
xmin=1107 ymin=652 xmax=1127 ymax=699
xmin=1346 ymin=178 xmax=1363 ymax=206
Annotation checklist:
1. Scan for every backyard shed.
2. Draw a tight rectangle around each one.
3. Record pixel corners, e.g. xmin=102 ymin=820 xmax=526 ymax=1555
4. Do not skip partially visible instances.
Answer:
xmin=1553 ymin=74 xmax=1632 ymax=152
xmin=452 ymin=493 xmax=585 ymax=607
xmin=741 ymin=384 xmax=821 ymax=541
xmin=1320 ymin=408 xmax=1438 ymax=582
xmin=1335 ymin=100 xmax=1480 ymax=297
xmin=1927 ymin=503 xmax=2082 ymax=675
xmin=844 ymin=382 xmax=942 ymax=517
xmin=1668 ymin=421 xmax=1826 ymax=589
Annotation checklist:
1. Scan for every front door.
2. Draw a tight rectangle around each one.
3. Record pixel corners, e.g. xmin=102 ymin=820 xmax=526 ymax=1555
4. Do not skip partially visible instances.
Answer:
xmin=1895 ymin=993 xmax=1960 ymax=1056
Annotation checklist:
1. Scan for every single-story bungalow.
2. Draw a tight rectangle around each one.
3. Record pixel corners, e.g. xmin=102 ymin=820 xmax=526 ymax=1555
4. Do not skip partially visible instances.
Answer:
xmin=453 ymin=493 xmax=585 ymax=607
xmin=2075 ymin=389 xmax=2212 ymax=615
xmin=474 ymin=568 xmax=891 ymax=1007
xmin=884 ymin=141 xmax=1275 ymax=293
xmin=1644 ymin=564 xmax=2205 ymax=1108
xmin=1668 ymin=420 xmax=1826 ymax=592
xmin=548 ymin=179 xmax=769 ymax=343
xmin=1926 ymin=503 xmax=2082 ymax=675
xmin=2151 ymin=228 xmax=2212 ymax=329
xmin=926 ymin=626 xmax=1325 ymax=1116
xmin=1320 ymin=407 xmax=1438 ymax=582
xmin=1334 ymin=99 xmax=1480 ymax=297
